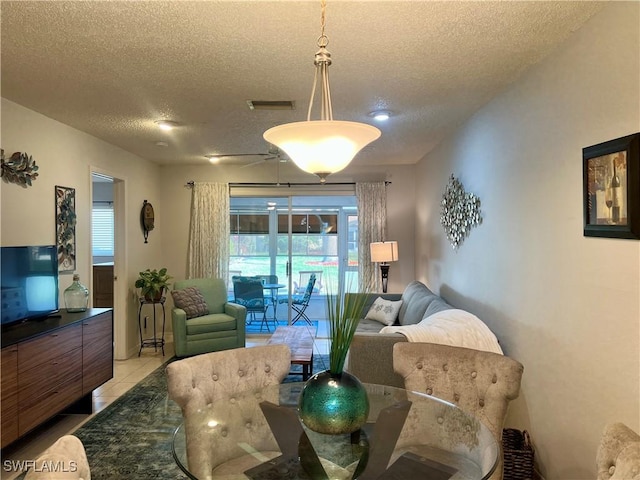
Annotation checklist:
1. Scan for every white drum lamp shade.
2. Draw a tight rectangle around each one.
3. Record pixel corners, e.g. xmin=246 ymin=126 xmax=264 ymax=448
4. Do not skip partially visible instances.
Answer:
xmin=370 ymin=241 xmax=399 ymax=263
xmin=370 ymin=241 xmax=398 ymax=293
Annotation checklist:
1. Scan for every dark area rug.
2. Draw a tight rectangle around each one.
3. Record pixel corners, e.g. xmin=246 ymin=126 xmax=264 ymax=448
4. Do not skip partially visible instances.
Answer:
xmin=70 ymin=354 xmax=330 ymax=479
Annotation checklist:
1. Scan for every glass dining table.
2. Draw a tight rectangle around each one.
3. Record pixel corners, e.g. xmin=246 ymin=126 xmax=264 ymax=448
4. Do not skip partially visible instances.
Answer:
xmin=171 ymin=382 xmax=498 ymax=480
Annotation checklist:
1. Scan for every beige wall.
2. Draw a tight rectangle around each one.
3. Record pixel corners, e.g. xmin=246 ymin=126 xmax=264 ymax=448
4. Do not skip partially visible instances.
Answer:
xmin=414 ymin=3 xmax=639 ymax=478
xmin=158 ymin=162 xmax=416 ymax=294
xmin=1 ymin=99 xmax=165 ymax=359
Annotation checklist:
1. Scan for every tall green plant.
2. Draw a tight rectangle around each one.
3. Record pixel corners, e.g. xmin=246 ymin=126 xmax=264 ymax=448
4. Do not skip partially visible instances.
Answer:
xmin=326 ymin=280 xmax=371 ymax=374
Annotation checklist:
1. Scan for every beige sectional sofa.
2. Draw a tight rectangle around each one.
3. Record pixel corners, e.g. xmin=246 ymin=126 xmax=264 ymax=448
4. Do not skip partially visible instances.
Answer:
xmin=346 ymin=281 xmax=501 ymax=387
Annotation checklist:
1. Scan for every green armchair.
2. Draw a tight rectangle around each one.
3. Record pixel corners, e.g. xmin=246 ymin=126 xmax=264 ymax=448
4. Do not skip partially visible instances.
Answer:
xmin=171 ymin=278 xmax=246 ymax=358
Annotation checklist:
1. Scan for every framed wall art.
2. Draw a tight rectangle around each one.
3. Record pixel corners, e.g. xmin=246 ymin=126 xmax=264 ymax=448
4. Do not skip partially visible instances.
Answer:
xmin=583 ymin=133 xmax=639 ymax=239
xmin=55 ymin=185 xmax=77 ymax=272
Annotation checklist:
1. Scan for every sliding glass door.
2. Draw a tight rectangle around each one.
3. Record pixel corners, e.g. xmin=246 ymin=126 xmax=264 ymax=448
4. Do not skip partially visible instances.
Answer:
xmin=229 ymin=195 xmax=358 ymax=324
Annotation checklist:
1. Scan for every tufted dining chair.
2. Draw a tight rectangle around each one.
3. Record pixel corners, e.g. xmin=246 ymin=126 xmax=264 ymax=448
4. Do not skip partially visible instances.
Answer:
xmin=393 ymin=342 xmax=524 ymax=480
xmin=25 ymin=435 xmax=91 ymax=480
xmin=597 ymin=422 xmax=640 ymax=480
xmin=166 ymin=345 xmax=291 ymax=479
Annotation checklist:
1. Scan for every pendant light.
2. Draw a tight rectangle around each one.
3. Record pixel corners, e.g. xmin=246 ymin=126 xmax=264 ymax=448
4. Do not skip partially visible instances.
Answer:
xmin=263 ymin=0 xmax=381 ymax=183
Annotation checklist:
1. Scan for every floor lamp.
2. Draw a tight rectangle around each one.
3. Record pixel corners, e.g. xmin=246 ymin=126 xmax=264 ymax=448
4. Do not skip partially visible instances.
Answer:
xmin=370 ymin=241 xmax=398 ymax=293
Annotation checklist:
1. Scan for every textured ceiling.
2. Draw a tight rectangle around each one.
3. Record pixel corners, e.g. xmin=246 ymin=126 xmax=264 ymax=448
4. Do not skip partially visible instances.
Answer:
xmin=1 ymin=1 xmax=604 ymax=170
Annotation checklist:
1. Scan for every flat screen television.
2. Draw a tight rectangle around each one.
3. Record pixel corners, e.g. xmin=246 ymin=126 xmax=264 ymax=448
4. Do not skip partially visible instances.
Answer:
xmin=1 ymin=245 xmax=59 ymax=326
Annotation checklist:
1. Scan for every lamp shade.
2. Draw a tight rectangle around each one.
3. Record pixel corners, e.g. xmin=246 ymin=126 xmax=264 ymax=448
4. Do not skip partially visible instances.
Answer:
xmin=264 ymin=120 xmax=381 ymax=179
xmin=370 ymin=241 xmax=399 ymax=263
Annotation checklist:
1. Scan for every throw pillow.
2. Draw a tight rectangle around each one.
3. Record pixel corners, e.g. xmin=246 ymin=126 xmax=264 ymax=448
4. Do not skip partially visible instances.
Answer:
xmin=365 ymin=297 xmax=403 ymax=326
xmin=171 ymin=286 xmax=208 ymax=319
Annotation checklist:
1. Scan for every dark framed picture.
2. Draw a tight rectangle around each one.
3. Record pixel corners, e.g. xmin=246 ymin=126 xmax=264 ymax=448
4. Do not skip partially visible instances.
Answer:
xmin=583 ymin=133 xmax=639 ymax=239
xmin=55 ymin=185 xmax=77 ymax=272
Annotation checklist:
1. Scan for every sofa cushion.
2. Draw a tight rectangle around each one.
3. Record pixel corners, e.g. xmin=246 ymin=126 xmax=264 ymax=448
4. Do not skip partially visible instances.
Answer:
xmin=398 ymin=281 xmax=445 ymax=325
xmin=186 ymin=313 xmax=237 ymax=335
xmin=171 ymin=286 xmax=209 ymax=319
xmin=424 ymin=296 xmax=454 ymax=318
xmin=365 ymin=297 xmax=403 ymax=326
xmin=356 ymin=318 xmax=388 ymax=333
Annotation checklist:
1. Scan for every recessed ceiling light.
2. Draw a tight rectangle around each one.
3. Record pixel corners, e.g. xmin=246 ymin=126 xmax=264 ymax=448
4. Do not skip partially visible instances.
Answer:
xmin=369 ymin=110 xmax=392 ymax=122
xmin=155 ymin=120 xmax=177 ymax=131
xmin=205 ymin=155 xmax=220 ymax=164
xmin=155 ymin=141 xmax=169 ymax=147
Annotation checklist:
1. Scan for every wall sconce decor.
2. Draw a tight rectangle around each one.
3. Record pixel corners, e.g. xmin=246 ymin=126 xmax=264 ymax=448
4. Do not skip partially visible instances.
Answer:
xmin=370 ymin=241 xmax=399 ymax=293
xmin=440 ymin=175 xmax=482 ymax=249
xmin=141 ymin=200 xmax=155 ymax=243
xmin=1 ymin=149 xmax=39 ymax=187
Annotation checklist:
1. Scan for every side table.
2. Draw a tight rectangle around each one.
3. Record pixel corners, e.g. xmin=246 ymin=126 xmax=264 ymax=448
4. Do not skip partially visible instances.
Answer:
xmin=137 ymin=296 xmax=166 ymax=356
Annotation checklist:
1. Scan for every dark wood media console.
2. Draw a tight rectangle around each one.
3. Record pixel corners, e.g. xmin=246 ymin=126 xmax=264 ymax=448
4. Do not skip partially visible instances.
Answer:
xmin=1 ymin=308 xmax=113 ymax=448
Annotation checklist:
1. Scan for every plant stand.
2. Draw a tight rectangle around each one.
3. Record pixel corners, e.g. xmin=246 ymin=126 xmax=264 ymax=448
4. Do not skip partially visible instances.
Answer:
xmin=137 ymin=296 xmax=166 ymax=356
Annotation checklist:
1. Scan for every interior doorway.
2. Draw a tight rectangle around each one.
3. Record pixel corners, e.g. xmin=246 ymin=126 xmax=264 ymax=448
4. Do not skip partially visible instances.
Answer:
xmin=91 ymin=170 xmax=127 ymax=359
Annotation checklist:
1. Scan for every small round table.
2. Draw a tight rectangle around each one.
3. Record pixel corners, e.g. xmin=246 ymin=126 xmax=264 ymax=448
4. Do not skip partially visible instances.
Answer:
xmin=172 ymin=382 xmax=498 ymax=479
xmin=137 ymin=296 xmax=166 ymax=356
xmin=262 ymin=283 xmax=285 ymax=323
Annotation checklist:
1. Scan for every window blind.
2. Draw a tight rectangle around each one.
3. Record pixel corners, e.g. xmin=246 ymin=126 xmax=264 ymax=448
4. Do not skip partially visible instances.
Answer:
xmin=92 ymin=204 xmax=114 ymax=256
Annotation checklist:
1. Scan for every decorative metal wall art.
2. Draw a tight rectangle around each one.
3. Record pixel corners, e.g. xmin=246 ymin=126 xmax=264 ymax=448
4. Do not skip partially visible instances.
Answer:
xmin=440 ymin=174 xmax=482 ymax=249
xmin=55 ymin=185 xmax=77 ymax=273
xmin=140 ymin=200 xmax=155 ymax=243
xmin=1 ymin=149 xmax=39 ymax=187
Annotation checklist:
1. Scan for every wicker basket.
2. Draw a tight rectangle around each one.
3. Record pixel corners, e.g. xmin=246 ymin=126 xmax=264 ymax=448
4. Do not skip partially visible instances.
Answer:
xmin=502 ymin=428 xmax=534 ymax=480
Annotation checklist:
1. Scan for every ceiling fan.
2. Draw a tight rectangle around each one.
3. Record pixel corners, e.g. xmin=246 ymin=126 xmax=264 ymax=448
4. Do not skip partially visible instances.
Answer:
xmin=205 ymin=144 xmax=288 ymax=167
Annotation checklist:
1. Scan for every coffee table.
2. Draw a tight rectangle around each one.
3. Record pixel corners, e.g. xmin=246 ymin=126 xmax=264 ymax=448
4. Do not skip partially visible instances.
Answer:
xmin=267 ymin=326 xmax=314 ymax=380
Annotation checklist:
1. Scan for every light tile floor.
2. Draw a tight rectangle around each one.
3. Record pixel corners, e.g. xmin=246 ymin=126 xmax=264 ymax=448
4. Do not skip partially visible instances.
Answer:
xmin=1 ymin=324 xmax=330 ymax=480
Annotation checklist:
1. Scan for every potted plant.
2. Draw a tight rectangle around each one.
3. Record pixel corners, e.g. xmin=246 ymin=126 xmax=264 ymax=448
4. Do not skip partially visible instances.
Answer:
xmin=135 ymin=268 xmax=172 ymax=301
xmin=298 ymin=279 xmax=372 ymax=435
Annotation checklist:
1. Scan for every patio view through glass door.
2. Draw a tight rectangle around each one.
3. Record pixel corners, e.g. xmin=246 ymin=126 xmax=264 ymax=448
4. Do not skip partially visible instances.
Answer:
xmin=229 ymin=195 xmax=358 ymax=329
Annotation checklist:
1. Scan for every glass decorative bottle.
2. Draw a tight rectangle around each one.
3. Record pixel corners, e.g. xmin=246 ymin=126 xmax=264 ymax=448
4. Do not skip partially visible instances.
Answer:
xmin=64 ymin=274 xmax=89 ymax=312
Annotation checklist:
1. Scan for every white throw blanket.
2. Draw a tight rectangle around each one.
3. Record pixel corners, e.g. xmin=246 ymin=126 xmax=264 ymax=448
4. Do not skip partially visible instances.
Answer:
xmin=379 ymin=308 xmax=503 ymax=355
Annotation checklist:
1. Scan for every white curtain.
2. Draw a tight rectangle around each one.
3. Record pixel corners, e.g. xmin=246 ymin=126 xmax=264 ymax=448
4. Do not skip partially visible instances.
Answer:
xmin=187 ymin=182 xmax=229 ymax=280
xmin=356 ymin=182 xmax=387 ymax=292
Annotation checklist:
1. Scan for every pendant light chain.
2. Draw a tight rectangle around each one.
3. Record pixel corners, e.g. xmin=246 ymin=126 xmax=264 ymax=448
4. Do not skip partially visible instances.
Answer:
xmin=320 ymin=0 xmax=326 ymax=40
xmin=263 ymin=0 xmax=380 ymax=182
xmin=307 ymin=0 xmax=333 ymax=122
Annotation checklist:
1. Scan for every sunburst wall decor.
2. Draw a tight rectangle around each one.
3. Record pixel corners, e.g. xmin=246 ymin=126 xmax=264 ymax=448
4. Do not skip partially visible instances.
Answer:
xmin=440 ymin=174 xmax=482 ymax=249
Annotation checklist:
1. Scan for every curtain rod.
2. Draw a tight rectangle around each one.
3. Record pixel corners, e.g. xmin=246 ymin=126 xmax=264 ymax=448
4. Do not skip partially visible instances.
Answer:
xmin=185 ymin=181 xmax=391 ymax=188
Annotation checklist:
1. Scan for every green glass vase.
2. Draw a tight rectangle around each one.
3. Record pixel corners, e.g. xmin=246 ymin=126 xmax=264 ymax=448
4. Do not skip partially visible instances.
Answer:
xmin=64 ymin=274 xmax=89 ymax=312
xmin=298 ymin=370 xmax=369 ymax=435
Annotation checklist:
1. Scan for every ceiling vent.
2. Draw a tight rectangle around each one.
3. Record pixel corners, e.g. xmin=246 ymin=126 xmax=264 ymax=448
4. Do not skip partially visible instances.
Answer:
xmin=247 ymin=100 xmax=296 ymax=111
